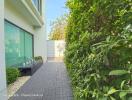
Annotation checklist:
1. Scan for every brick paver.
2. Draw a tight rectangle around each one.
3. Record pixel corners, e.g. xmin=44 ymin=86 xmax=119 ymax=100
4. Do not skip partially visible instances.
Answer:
xmin=10 ymin=62 xmax=73 ymax=100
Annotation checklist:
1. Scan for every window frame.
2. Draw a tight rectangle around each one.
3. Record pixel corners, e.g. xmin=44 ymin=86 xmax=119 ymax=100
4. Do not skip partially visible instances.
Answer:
xmin=32 ymin=0 xmax=42 ymax=14
xmin=4 ymin=19 xmax=34 ymax=66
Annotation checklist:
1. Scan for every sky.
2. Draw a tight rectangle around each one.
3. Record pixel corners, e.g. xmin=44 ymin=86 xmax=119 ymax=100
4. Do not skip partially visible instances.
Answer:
xmin=45 ymin=0 xmax=68 ymax=39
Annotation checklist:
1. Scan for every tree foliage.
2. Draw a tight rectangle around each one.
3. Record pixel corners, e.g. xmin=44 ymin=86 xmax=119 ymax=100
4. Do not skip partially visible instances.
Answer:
xmin=65 ymin=0 xmax=132 ymax=99
xmin=49 ymin=15 xmax=67 ymax=40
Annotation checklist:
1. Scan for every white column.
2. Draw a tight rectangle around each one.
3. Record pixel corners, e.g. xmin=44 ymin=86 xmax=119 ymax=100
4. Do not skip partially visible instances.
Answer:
xmin=42 ymin=0 xmax=47 ymax=62
xmin=34 ymin=0 xmax=47 ymax=62
xmin=0 ymin=0 xmax=7 ymax=100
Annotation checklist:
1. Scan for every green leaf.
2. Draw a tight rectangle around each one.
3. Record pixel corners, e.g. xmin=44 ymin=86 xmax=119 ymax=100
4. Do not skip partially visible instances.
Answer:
xmin=128 ymin=97 xmax=132 ymax=100
xmin=107 ymin=88 xmax=118 ymax=95
xmin=106 ymin=36 xmax=110 ymax=42
xmin=99 ymin=97 xmax=107 ymax=100
xmin=119 ymin=92 xmax=127 ymax=98
xmin=110 ymin=96 xmax=116 ymax=100
xmin=109 ymin=70 xmax=129 ymax=76
xmin=121 ymin=80 xmax=126 ymax=90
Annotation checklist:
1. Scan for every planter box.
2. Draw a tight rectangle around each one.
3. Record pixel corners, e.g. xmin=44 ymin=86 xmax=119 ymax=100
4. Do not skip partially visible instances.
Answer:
xmin=19 ymin=61 xmax=43 ymax=76
xmin=31 ymin=61 xmax=43 ymax=75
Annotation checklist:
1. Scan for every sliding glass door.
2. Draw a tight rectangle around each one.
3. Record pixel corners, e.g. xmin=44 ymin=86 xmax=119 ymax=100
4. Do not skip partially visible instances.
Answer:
xmin=5 ymin=21 xmax=33 ymax=67
xmin=25 ymin=32 xmax=33 ymax=59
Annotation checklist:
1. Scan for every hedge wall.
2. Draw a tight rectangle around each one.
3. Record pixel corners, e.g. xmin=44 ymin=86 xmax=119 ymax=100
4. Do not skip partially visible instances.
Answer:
xmin=64 ymin=0 xmax=132 ymax=100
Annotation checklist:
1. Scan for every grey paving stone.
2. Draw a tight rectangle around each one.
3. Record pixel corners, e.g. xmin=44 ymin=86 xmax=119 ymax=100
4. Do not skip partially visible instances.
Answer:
xmin=10 ymin=62 xmax=73 ymax=100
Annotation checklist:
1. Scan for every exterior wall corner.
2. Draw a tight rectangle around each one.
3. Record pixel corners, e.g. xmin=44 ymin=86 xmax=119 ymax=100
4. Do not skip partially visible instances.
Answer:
xmin=0 ymin=0 xmax=7 ymax=99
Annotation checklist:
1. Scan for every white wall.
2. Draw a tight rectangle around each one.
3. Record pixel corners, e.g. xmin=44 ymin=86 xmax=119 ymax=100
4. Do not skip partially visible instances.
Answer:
xmin=4 ymin=0 xmax=35 ymax=34
xmin=0 ymin=0 xmax=7 ymax=100
xmin=4 ymin=0 xmax=47 ymax=62
xmin=0 ymin=1 xmax=46 ymax=99
xmin=34 ymin=26 xmax=47 ymax=61
xmin=47 ymin=40 xmax=65 ymax=58
xmin=34 ymin=0 xmax=47 ymax=62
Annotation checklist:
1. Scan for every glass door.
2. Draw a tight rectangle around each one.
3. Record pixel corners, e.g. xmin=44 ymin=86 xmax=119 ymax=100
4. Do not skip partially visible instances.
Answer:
xmin=5 ymin=21 xmax=33 ymax=67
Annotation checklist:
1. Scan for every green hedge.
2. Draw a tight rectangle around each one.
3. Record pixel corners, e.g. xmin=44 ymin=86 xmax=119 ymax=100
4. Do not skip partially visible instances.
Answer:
xmin=6 ymin=67 xmax=20 ymax=85
xmin=65 ymin=0 xmax=132 ymax=100
xmin=34 ymin=56 xmax=43 ymax=62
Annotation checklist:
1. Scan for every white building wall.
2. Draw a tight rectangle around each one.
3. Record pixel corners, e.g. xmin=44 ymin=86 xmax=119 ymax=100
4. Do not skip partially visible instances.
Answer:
xmin=4 ymin=0 xmax=47 ymax=62
xmin=34 ymin=27 xmax=47 ymax=61
xmin=34 ymin=0 xmax=47 ymax=61
xmin=0 ymin=0 xmax=46 ymax=99
xmin=4 ymin=1 xmax=35 ymax=35
xmin=0 ymin=0 xmax=7 ymax=100
xmin=47 ymin=40 xmax=65 ymax=58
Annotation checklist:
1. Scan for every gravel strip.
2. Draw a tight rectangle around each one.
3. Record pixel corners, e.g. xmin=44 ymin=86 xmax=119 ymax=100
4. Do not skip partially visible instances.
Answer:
xmin=7 ymin=76 xmax=30 ymax=99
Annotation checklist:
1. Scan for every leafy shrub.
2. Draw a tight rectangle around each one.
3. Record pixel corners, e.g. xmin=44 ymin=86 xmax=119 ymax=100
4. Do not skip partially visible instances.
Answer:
xmin=65 ymin=0 xmax=132 ymax=100
xmin=34 ymin=56 xmax=43 ymax=63
xmin=6 ymin=67 xmax=20 ymax=85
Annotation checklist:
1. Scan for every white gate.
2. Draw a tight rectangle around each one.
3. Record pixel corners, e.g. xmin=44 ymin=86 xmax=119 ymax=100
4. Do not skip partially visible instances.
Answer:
xmin=47 ymin=40 xmax=65 ymax=60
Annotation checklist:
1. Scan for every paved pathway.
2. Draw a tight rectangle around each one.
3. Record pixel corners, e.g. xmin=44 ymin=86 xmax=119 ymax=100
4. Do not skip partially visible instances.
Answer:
xmin=10 ymin=62 xmax=73 ymax=100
